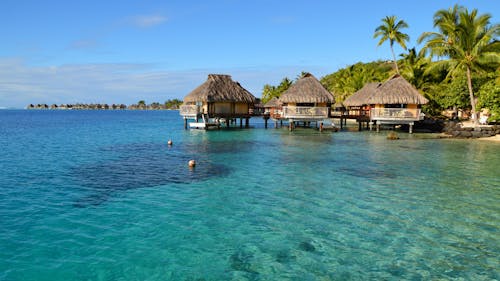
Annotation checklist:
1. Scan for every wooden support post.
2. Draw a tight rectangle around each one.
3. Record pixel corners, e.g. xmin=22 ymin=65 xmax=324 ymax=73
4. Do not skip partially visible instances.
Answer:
xmin=184 ymin=118 xmax=188 ymax=129
xmin=358 ymin=121 xmax=362 ymax=131
xmin=264 ymin=118 xmax=268 ymax=129
xmin=409 ymin=122 xmax=414 ymax=134
xmin=274 ymin=121 xmax=278 ymax=128
xmin=376 ymin=122 xmax=380 ymax=133
xmin=245 ymin=118 xmax=249 ymax=128
xmin=240 ymin=118 xmax=243 ymax=128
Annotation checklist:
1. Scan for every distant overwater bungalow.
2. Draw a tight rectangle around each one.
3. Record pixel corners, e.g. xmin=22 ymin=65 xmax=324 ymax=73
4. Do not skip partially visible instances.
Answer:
xmin=343 ymin=74 xmax=428 ymax=133
xmin=179 ymin=74 xmax=256 ymax=129
xmin=263 ymin=97 xmax=282 ymax=121
xmin=271 ymin=73 xmax=336 ymax=131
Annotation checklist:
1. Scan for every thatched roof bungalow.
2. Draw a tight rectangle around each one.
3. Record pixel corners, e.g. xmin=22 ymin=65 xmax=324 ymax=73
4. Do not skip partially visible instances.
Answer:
xmin=279 ymin=73 xmax=335 ymax=105
xmin=263 ymin=97 xmax=282 ymax=119
xmin=279 ymin=73 xmax=335 ymax=124
xmin=180 ymin=74 xmax=255 ymax=117
xmin=368 ymin=74 xmax=428 ymax=133
xmin=368 ymin=74 xmax=428 ymax=105
xmin=343 ymin=82 xmax=381 ymax=118
xmin=179 ymin=74 xmax=256 ymax=128
xmin=264 ymin=97 xmax=281 ymax=108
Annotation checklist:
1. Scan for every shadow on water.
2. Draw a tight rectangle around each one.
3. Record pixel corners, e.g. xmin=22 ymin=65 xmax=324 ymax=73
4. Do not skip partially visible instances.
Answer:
xmin=70 ymin=142 xmax=231 ymax=207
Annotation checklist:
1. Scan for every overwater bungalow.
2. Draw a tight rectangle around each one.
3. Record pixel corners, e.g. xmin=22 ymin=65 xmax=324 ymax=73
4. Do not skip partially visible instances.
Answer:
xmin=263 ymin=97 xmax=282 ymax=120
xmin=367 ymin=74 xmax=428 ymax=133
xmin=262 ymin=97 xmax=283 ymax=128
xmin=343 ymin=82 xmax=381 ymax=117
xmin=179 ymin=74 xmax=256 ymax=129
xmin=343 ymin=75 xmax=428 ymax=133
xmin=342 ymin=82 xmax=381 ymax=130
xmin=278 ymin=73 xmax=335 ymax=130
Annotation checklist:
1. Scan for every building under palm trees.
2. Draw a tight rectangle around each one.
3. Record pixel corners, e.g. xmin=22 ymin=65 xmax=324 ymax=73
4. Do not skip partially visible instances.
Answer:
xmin=278 ymin=73 xmax=335 ymax=130
xmin=179 ymin=74 xmax=256 ymax=129
xmin=344 ymin=74 xmax=428 ymax=133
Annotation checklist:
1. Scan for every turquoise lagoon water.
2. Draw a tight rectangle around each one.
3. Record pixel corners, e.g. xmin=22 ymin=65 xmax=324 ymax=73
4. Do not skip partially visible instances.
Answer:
xmin=0 ymin=110 xmax=498 ymax=280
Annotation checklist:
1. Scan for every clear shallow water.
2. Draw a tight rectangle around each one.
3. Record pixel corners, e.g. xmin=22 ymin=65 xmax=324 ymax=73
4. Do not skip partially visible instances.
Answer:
xmin=0 ymin=110 xmax=498 ymax=280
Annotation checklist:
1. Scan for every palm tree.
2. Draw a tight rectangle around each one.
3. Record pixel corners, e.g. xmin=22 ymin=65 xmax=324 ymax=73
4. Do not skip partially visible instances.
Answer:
xmin=374 ymin=15 xmax=410 ymax=74
xmin=399 ymin=47 xmax=433 ymax=90
xmin=418 ymin=6 xmax=500 ymax=125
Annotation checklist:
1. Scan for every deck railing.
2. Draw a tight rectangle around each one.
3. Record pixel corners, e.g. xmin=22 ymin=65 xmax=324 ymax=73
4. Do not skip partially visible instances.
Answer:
xmin=282 ymin=106 xmax=329 ymax=119
xmin=179 ymin=105 xmax=201 ymax=117
xmin=371 ymin=108 xmax=423 ymax=121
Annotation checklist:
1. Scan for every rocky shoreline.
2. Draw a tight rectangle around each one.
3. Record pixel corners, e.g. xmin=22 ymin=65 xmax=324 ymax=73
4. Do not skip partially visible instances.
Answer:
xmin=442 ymin=121 xmax=499 ymax=139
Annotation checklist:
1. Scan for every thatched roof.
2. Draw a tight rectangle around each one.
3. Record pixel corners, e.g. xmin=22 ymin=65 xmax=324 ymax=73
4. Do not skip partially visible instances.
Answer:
xmin=343 ymin=82 xmax=381 ymax=107
xmin=367 ymin=74 xmax=428 ymax=105
xmin=279 ymin=73 xmax=335 ymax=104
xmin=264 ymin=97 xmax=281 ymax=108
xmin=183 ymin=74 xmax=256 ymax=103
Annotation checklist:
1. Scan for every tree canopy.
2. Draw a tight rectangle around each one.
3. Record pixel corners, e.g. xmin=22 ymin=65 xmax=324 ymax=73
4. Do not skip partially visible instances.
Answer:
xmin=418 ymin=5 xmax=500 ymax=124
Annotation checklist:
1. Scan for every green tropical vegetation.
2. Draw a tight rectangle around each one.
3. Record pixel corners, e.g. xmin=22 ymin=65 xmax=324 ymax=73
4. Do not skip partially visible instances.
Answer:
xmin=261 ymin=77 xmax=293 ymax=104
xmin=418 ymin=5 xmax=500 ymax=125
xmin=164 ymin=98 xmax=183 ymax=109
xmin=130 ymin=99 xmax=183 ymax=109
xmin=261 ymin=5 xmax=500 ymax=123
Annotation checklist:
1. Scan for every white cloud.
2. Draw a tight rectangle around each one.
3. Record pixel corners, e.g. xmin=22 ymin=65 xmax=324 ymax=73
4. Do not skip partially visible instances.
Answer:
xmin=0 ymin=58 xmax=328 ymax=108
xmin=131 ymin=15 xmax=168 ymax=28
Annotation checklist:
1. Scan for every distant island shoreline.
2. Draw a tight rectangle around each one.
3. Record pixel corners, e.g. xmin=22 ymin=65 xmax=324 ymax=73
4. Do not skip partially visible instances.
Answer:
xmin=25 ymin=99 xmax=183 ymax=110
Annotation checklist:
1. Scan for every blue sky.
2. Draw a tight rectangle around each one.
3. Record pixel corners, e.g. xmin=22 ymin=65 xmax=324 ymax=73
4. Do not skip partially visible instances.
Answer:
xmin=0 ymin=0 xmax=497 ymax=108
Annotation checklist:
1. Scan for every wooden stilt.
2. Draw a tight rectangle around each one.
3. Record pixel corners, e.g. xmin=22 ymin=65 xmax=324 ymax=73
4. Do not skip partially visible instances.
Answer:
xmin=184 ymin=118 xmax=188 ymax=129
xmin=409 ymin=122 xmax=414 ymax=134
xmin=245 ymin=118 xmax=249 ymax=128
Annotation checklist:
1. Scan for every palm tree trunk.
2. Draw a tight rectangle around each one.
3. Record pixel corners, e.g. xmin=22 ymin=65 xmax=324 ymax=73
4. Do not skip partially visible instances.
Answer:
xmin=466 ymin=66 xmax=478 ymax=126
xmin=390 ymin=45 xmax=400 ymax=74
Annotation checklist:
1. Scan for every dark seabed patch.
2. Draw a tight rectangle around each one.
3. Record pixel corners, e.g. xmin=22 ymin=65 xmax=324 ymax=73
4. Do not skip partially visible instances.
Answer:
xmin=298 ymin=241 xmax=316 ymax=252
xmin=70 ymin=142 xmax=230 ymax=207
xmin=229 ymin=248 xmax=259 ymax=276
